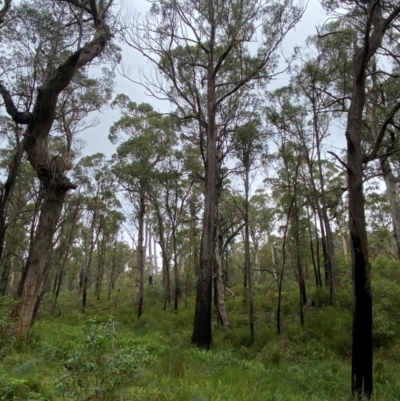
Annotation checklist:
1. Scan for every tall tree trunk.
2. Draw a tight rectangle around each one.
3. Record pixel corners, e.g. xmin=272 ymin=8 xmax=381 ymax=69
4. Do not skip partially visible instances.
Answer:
xmin=172 ymin=225 xmax=180 ymax=312
xmin=135 ymin=189 xmax=145 ymax=317
xmin=108 ymin=243 xmax=117 ymax=301
xmin=192 ymin=63 xmax=216 ymax=349
xmin=148 ymin=224 xmax=153 ymax=284
xmin=306 ymin=204 xmax=321 ymax=287
xmin=243 ymin=155 xmax=254 ymax=342
xmin=314 ymin=119 xmax=335 ymax=304
xmin=346 ymin=5 xmax=389 ymax=395
xmin=16 ymin=185 xmax=66 ymax=337
xmin=293 ymin=196 xmax=307 ymax=325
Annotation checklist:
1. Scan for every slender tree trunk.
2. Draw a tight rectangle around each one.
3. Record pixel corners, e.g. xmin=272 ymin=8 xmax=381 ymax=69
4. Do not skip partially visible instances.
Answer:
xmin=172 ymin=227 xmax=180 ymax=312
xmin=135 ymin=189 xmax=145 ymax=317
xmin=82 ymin=197 xmax=100 ymax=314
xmin=293 ymin=197 xmax=307 ymax=325
xmin=154 ymin=237 xmax=158 ymax=275
xmin=148 ymin=224 xmax=154 ymax=284
xmin=313 ymin=104 xmax=335 ymax=304
xmin=306 ymin=204 xmax=321 ymax=287
xmin=244 ymin=157 xmax=254 ymax=342
xmin=108 ymin=243 xmax=117 ymax=301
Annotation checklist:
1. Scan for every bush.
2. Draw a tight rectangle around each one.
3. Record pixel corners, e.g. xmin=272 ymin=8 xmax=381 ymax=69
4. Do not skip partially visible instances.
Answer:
xmin=55 ymin=316 xmax=149 ymax=401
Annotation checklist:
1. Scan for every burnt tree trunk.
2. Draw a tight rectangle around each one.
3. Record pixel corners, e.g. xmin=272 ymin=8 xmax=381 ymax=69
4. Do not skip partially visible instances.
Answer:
xmin=192 ymin=62 xmax=216 ymax=349
xmin=345 ymin=3 xmax=400 ymax=397
xmin=135 ymin=189 xmax=145 ymax=317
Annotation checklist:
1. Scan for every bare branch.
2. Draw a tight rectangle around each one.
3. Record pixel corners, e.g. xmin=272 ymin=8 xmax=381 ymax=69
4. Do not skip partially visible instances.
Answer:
xmin=363 ymin=100 xmax=400 ymax=163
xmin=327 ymin=150 xmax=351 ymax=172
xmin=0 ymin=82 xmax=33 ymax=124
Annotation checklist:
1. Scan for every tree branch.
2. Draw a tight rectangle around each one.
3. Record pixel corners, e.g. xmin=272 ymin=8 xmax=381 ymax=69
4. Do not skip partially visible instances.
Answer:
xmin=0 ymin=83 xmax=33 ymax=124
xmin=0 ymin=0 xmax=11 ymax=25
xmin=363 ymin=100 xmax=400 ymax=163
xmin=327 ymin=150 xmax=351 ymax=172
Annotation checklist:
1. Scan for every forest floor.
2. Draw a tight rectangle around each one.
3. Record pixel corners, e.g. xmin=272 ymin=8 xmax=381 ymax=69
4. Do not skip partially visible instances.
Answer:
xmin=1 ymin=256 xmax=400 ymax=400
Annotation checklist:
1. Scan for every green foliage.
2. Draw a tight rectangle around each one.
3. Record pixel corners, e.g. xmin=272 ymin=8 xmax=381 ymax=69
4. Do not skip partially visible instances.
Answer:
xmin=0 ymin=297 xmax=18 ymax=351
xmin=55 ymin=316 xmax=149 ymax=401
xmin=371 ymin=257 xmax=400 ymax=347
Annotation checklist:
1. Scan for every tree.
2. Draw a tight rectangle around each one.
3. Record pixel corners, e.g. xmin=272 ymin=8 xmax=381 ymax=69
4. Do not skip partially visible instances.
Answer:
xmin=110 ymin=98 xmax=176 ymax=317
xmin=321 ymin=1 xmax=400 ymax=397
xmin=233 ymin=120 xmax=266 ymax=342
xmin=123 ymin=0 xmax=303 ymax=349
xmin=0 ymin=0 xmax=116 ymax=337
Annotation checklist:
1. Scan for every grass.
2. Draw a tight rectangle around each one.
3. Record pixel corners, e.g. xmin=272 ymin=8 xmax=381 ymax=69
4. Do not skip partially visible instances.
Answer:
xmin=1 ymin=258 xmax=400 ymax=400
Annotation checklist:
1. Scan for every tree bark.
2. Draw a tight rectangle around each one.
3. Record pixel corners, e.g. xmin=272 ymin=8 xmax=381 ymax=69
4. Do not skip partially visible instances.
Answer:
xmin=214 ymin=217 xmax=230 ymax=327
xmin=16 ymin=186 xmax=66 ymax=337
xmin=346 ymin=4 xmax=391 ymax=396
xmin=192 ymin=61 xmax=216 ymax=349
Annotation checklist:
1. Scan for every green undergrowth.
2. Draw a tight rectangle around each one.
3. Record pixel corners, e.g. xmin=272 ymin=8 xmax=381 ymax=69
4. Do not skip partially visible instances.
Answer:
xmin=0 ymin=256 xmax=400 ymax=400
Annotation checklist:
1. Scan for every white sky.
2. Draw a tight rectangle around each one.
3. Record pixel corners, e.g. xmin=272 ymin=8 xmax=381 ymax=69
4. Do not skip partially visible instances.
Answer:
xmin=80 ymin=0 xmax=345 ymax=158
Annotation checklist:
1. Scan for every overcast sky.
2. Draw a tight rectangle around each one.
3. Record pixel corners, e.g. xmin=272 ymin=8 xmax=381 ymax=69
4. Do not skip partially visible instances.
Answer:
xmin=80 ymin=0 xmax=342 ymax=158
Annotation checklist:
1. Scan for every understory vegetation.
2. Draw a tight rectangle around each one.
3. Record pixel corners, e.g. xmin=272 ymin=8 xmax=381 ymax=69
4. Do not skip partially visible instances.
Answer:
xmin=0 ymin=255 xmax=399 ymax=401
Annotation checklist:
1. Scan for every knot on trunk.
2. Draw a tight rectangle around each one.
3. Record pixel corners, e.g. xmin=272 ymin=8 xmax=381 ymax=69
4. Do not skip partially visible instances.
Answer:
xmin=38 ymin=162 xmax=77 ymax=192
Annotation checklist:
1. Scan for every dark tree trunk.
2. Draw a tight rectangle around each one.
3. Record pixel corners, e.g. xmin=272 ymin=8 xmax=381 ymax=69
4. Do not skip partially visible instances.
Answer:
xmin=243 ymin=153 xmax=254 ymax=342
xmin=135 ymin=189 xmax=145 ymax=317
xmin=348 ymin=75 xmax=373 ymax=400
xmin=293 ymin=196 xmax=307 ymax=325
xmin=192 ymin=64 xmax=216 ymax=349
xmin=345 ymin=4 xmax=395 ymax=396
xmin=0 ymin=142 xmax=24 ymax=266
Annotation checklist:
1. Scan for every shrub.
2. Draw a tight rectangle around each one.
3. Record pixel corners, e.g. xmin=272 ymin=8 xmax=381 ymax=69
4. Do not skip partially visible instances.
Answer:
xmin=55 ymin=316 xmax=149 ymax=401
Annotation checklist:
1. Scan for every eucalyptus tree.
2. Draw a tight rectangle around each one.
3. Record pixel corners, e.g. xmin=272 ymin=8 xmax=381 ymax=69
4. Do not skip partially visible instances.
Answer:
xmin=110 ymin=97 xmax=176 ymax=317
xmin=123 ymin=0 xmax=303 ymax=348
xmin=75 ymin=153 xmax=120 ymax=313
xmin=266 ymin=90 xmax=323 ymax=290
xmin=0 ymin=155 xmax=38 ymax=296
xmin=320 ymin=1 xmax=400 ymax=397
xmin=233 ymin=120 xmax=266 ymax=341
xmin=94 ymin=209 xmax=125 ymax=300
xmin=364 ymin=67 xmax=400 ymax=259
xmin=248 ymin=192 xmax=275 ymax=278
xmin=50 ymin=192 xmax=82 ymax=312
xmin=0 ymin=0 xmax=117 ymax=337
